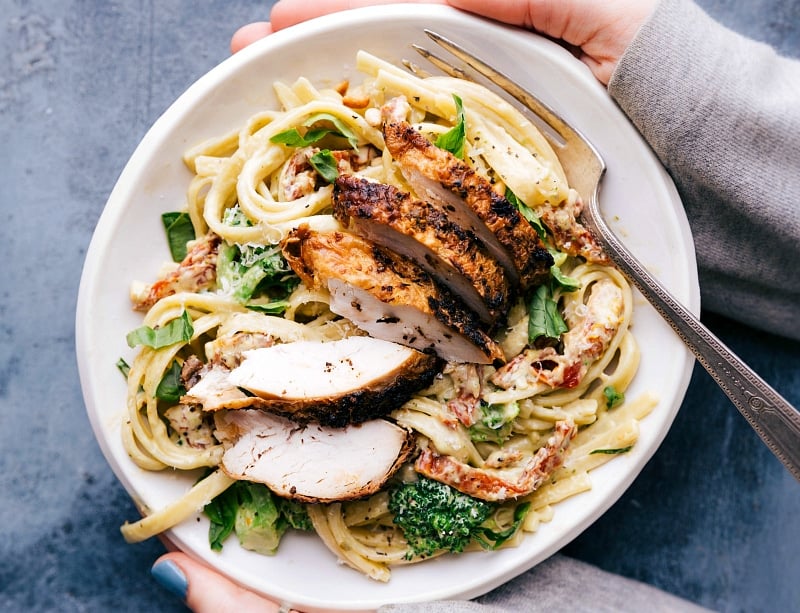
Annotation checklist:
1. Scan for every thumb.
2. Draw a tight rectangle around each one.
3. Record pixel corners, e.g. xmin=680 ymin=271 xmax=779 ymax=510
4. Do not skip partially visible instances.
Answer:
xmin=231 ymin=22 xmax=274 ymax=53
xmin=151 ymin=552 xmax=295 ymax=613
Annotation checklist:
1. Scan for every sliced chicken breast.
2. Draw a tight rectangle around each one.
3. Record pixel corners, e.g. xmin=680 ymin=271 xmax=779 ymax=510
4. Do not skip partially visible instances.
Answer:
xmin=332 ymin=174 xmax=511 ymax=324
xmin=383 ymin=121 xmax=553 ymax=289
xmin=216 ymin=410 xmax=414 ymax=502
xmin=183 ymin=336 xmax=441 ymax=427
xmin=282 ymin=226 xmax=506 ymax=365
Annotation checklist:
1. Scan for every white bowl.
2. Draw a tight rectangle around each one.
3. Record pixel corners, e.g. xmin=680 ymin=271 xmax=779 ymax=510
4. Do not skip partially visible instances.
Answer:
xmin=76 ymin=4 xmax=699 ymax=611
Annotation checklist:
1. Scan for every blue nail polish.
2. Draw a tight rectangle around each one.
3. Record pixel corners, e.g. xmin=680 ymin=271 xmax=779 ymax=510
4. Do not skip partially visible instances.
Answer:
xmin=151 ymin=559 xmax=188 ymax=600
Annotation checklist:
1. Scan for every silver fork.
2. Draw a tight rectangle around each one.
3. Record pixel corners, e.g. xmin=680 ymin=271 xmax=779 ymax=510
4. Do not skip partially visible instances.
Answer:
xmin=415 ymin=29 xmax=800 ymax=481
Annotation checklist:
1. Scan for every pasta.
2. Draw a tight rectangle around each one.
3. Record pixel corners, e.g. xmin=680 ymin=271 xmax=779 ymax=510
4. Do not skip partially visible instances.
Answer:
xmin=118 ymin=50 xmax=655 ymax=582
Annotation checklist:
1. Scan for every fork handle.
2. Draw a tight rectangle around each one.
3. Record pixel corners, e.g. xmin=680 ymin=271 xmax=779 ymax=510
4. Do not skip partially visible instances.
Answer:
xmin=591 ymin=211 xmax=800 ymax=481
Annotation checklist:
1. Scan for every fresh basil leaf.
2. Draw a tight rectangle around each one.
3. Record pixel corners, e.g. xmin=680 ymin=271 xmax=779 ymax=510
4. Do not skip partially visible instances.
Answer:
xmin=155 ymin=360 xmax=186 ymax=403
xmin=303 ymin=113 xmax=359 ymax=150
xmin=528 ymin=285 xmax=567 ymax=343
xmin=270 ymin=113 xmax=359 ymax=150
xmin=506 ymin=188 xmax=547 ymax=239
xmin=549 ymin=250 xmax=581 ymax=293
xmin=603 ymin=385 xmax=625 ymax=409
xmin=551 ymin=265 xmax=580 ymax=292
xmin=309 ymin=149 xmax=339 ymax=183
xmin=435 ymin=94 xmax=466 ymax=159
xmin=116 ymin=357 xmax=131 ymax=379
xmin=246 ymin=300 xmax=290 ymax=314
xmin=270 ymin=127 xmax=333 ymax=148
xmin=126 ymin=310 xmax=194 ymax=349
xmin=270 ymin=128 xmax=304 ymax=146
xmin=589 ymin=445 xmax=633 ymax=455
xmin=161 ymin=212 xmax=196 ymax=262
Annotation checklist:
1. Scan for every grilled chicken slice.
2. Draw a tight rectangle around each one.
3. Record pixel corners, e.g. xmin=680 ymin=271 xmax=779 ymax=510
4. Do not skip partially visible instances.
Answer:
xmin=183 ymin=337 xmax=440 ymax=427
xmin=282 ymin=226 xmax=505 ymax=365
xmin=216 ymin=410 xmax=414 ymax=503
xmin=383 ymin=121 xmax=553 ymax=289
xmin=332 ymin=175 xmax=511 ymax=324
xmin=415 ymin=419 xmax=577 ymax=502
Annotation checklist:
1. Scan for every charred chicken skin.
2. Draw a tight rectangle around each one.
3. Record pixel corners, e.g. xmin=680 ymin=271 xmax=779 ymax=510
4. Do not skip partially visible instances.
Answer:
xmin=332 ymin=174 xmax=511 ymax=324
xmin=382 ymin=121 xmax=554 ymax=290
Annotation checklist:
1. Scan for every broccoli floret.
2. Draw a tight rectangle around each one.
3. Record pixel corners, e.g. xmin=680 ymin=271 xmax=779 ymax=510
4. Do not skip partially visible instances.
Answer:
xmin=388 ymin=477 xmax=533 ymax=559
xmin=388 ymin=476 xmax=493 ymax=558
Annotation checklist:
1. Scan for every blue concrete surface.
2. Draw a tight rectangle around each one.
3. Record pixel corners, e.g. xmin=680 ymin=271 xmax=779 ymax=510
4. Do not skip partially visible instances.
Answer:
xmin=0 ymin=1 xmax=797 ymax=611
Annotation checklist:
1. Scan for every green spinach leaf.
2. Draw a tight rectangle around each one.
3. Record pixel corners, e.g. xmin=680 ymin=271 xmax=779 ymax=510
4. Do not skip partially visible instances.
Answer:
xmin=161 ymin=212 xmax=196 ymax=262
xmin=309 ymin=149 xmax=339 ymax=183
xmin=270 ymin=112 xmax=359 ymax=150
xmin=549 ymin=250 xmax=581 ymax=293
xmin=126 ymin=310 xmax=194 ymax=349
xmin=155 ymin=360 xmax=186 ymax=403
xmin=217 ymin=242 xmax=296 ymax=304
xmin=506 ymin=188 xmax=547 ymax=239
xmin=204 ymin=484 xmax=240 ymax=551
xmin=435 ymin=94 xmax=466 ymax=159
xmin=528 ymin=285 xmax=567 ymax=343
xmin=246 ymin=300 xmax=290 ymax=315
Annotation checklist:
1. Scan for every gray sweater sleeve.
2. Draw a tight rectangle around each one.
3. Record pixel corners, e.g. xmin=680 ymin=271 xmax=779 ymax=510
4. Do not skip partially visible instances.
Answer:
xmin=609 ymin=0 xmax=800 ymax=340
xmin=377 ymin=554 xmax=710 ymax=612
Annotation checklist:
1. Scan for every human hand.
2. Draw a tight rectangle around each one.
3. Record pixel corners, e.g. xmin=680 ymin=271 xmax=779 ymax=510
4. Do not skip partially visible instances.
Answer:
xmin=151 ymin=551 xmax=304 ymax=613
xmin=231 ymin=0 xmax=658 ymax=84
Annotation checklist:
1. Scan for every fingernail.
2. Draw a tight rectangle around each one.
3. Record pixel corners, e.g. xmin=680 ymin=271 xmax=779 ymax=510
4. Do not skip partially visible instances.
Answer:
xmin=151 ymin=559 xmax=188 ymax=600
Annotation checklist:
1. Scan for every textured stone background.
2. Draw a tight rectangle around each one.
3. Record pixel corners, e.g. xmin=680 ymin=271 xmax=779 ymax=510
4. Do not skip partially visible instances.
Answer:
xmin=0 ymin=1 xmax=797 ymax=611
